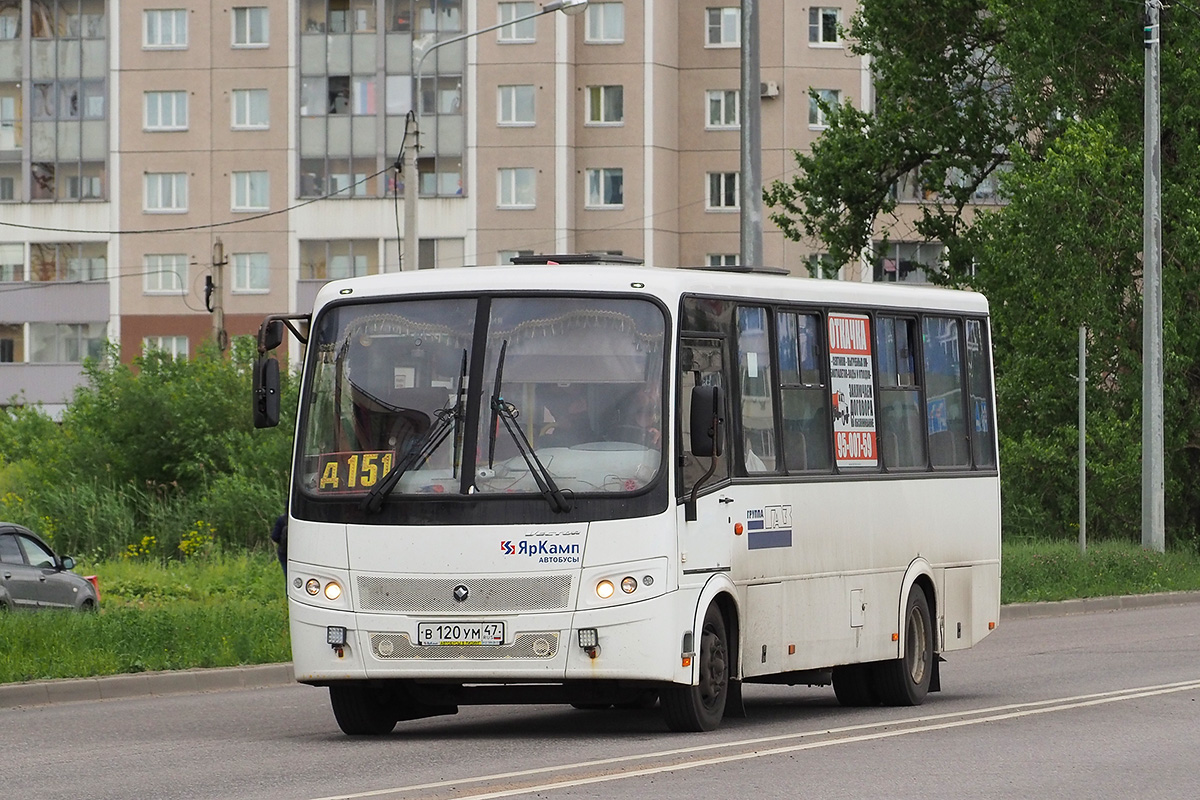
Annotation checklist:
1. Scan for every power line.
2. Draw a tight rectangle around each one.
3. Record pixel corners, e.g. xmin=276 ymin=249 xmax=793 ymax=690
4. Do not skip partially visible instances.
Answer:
xmin=0 ymin=169 xmax=391 ymax=236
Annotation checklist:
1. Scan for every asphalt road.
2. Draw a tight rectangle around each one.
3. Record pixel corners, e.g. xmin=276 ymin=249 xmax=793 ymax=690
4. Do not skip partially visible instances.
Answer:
xmin=4 ymin=597 xmax=1200 ymax=800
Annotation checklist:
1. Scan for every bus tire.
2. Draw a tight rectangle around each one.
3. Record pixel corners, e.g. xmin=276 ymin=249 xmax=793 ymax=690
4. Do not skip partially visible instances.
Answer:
xmin=832 ymin=663 xmax=879 ymax=707
xmin=329 ymin=685 xmax=398 ymax=735
xmin=661 ymin=604 xmax=729 ymax=732
xmin=875 ymin=587 xmax=933 ymax=706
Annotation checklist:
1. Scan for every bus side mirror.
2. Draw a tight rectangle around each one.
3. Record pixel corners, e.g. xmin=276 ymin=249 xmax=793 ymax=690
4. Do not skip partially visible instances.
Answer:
xmin=689 ymin=384 xmax=724 ymax=458
xmin=259 ymin=319 xmax=284 ymax=353
xmin=253 ymin=356 xmax=281 ymax=428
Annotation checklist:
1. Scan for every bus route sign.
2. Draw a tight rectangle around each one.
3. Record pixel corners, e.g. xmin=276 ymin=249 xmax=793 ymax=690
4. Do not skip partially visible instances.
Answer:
xmin=827 ymin=313 xmax=877 ymax=468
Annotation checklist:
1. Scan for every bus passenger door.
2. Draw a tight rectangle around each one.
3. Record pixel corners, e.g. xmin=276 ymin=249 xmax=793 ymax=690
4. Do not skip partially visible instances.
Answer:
xmin=678 ymin=338 xmax=734 ymax=576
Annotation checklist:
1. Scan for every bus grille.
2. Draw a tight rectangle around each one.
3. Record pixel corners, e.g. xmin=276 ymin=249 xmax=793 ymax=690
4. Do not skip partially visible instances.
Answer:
xmin=356 ymin=575 xmax=573 ymax=613
xmin=369 ymin=632 xmax=560 ymax=660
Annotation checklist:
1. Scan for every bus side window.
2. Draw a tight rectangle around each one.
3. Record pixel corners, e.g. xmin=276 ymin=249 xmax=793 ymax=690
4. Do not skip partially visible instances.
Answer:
xmin=736 ymin=306 xmax=777 ymax=474
xmin=876 ymin=316 xmax=926 ymax=469
xmin=679 ymin=339 xmax=730 ymax=493
xmin=965 ymin=318 xmax=997 ymax=467
xmin=922 ymin=316 xmax=970 ymax=468
xmin=779 ymin=311 xmax=832 ymax=472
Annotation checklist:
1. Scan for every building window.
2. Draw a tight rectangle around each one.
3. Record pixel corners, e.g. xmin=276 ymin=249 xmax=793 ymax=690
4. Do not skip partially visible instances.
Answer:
xmin=806 ymin=252 xmax=836 ymax=279
xmin=232 ymin=252 xmax=269 ymax=292
xmin=707 ymin=253 xmax=737 ymax=268
xmin=66 ymin=173 xmax=103 ymax=200
xmin=497 ymin=249 xmax=534 ymax=265
xmin=232 ymin=6 xmax=269 ymax=46
xmin=497 ymin=168 xmax=535 ymax=208
xmin=415 ymin=0 xmax=461 ymax=33
xmin=586 ymin=85 xmax=624 ymax=124
xmin=809 ymin=88 xmax=840 ymax=128
xmin=232 ymin=171 xmax=269 ymax=211
xmin=143 ymin=335 xmax=189 ymax=359
xmin=300 ymin=240 xmax=379 ymax=280
xmin=417 ymin=155 xmax=462 ymax=197
xmin=586 ymin=167 xmax=623 ymax=208
xmin=0 ymin=8 xmax=19 ymax=39
xmin=809 ymin=7 xmax=840 ymax=45
xmin=232 ymin=89 xmax=269 ymax=129
xmin=0 ymin=243 xmax=22 ymax=281
xmin=417 ymin=75 xmax=460 ymax=115
xmin=144 ymin=9 xmax=188 ymax=48
xmin=706 ymin=7 xmax=740 ymax=46
xmin=144 ymin=91 xmax=188 ymax=131
xmin=31 ymin=243 xmax=106 ymax=282
xmin=708 ymin=171 xmax=738 ymax=209
xmin=29 ymin=323 xmax=106 ymax=363
xmin=497 ymin=85 xmax=535 ymax=125
xmin=33 ymin=81 xmax=106 ymax=120
xmin=706 ymin=89 xmax=739 ymax=128
xmin=144 ymin=172 xmax=188 ymax=212
xmin=322 ymin=0 xmax=380 ymax=33
xmin=585 ymin=2 xmax=624 ymax=43
xmin=143 ymin=254 xmax=187 ymax=293
xmin=874 ymin=241 xmax=944 ymax=284
xmin=498 ymin=2 xmax=536 ymax=42
xmin=38 ymin=0 xmax=106 ymax=39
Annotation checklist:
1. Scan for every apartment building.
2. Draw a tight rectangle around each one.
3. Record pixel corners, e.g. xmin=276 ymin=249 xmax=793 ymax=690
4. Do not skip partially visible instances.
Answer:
xmin=1 ymin=1 xmax=944 ymax=415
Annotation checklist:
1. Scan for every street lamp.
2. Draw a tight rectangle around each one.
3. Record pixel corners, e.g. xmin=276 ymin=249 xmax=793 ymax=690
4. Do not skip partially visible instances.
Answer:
xmin=402 ymin=0 xmax=588 ymax=270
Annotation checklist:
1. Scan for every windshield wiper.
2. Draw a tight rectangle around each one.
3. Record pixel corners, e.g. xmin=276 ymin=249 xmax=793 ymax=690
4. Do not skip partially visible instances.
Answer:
xmin=361 ymin=349 xmax=467 ymax=514
xmin=487 ymin=339 xmax=572 ymax=513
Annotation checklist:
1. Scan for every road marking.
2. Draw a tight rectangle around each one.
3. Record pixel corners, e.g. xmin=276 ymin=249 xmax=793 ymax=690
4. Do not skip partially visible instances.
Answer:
xmin=311 ymin=679 xmax=1200 ymax=800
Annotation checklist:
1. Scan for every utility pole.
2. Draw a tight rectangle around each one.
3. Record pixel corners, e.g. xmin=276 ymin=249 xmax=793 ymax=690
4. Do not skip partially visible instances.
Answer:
xmin=1079 ymin=325 xmax=1087 ymax=553
xmin=1142 ymin=1 xmax=1165 ymax=552
xmin=739 ymin=0 xmax=763 ymax=268
xmin=210 ymin=237 xmax=227 ymax=352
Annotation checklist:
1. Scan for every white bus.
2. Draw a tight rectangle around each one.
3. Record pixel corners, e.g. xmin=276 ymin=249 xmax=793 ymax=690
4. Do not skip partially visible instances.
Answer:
xmin=253 ymin=256 xmax=1000 ymax=735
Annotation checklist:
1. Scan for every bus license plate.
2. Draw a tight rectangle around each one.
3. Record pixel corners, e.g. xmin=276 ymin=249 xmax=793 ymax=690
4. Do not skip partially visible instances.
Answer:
xmin=417 ymin=622 xmax=504 ymax=646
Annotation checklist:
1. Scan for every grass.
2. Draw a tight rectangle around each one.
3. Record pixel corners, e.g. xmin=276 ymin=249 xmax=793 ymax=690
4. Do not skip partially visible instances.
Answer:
xmin=2 ymin=540 xmax=1199 ymax=685
xmin=1000 ymin=538 xmax=1200 ymax=604
xmin=0 ymin=552 xmax=289 ymax=684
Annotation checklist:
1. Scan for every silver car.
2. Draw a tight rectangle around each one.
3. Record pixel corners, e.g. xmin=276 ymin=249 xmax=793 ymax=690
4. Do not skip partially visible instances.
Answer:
xmin=0 ymin=523 xmax=99 ymax=611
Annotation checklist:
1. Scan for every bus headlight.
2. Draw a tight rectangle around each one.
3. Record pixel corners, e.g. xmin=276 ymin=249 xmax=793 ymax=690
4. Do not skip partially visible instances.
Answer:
xmin=324 ymin=581 xmax=343 ymax=601
xmin=620 ymin=576 xmax=638 ymax=594
xmin=305 ymin=578 xmax=321 ymax=595
xmin=596 ymin=580 xmax=615 ymax=599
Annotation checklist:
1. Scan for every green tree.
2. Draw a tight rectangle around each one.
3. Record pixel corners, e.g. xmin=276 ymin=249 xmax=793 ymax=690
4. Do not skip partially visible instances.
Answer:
xmin=0 ymin=337 xmax=297 ymax=554
xmin=766 ymin=1 xmax=1200 ymax=545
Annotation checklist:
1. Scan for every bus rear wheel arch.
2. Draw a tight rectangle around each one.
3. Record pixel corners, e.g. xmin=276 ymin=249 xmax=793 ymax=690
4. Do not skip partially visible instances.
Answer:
xmin=875 ymin=585 xmax=934 ymax=706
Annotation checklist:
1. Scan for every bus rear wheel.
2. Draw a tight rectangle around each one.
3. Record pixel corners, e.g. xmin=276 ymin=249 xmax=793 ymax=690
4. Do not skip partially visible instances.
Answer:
xmin=661 ymin=604 xmax=729 ymax=732
xmin=329 ymin=685 xmax=398 ymax=735
xmin=875 ymin=587 xmax=933 ymax=706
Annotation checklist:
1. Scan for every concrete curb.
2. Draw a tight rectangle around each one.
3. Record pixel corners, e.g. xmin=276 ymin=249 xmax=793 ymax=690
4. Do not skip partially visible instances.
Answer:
xmin=0 ymin=662 xmax=294 ymax=710
xmin=4 ymin=591 xmax=1200 ymax=709
xmin=999 ymin=589 xmax=1200 ymax=620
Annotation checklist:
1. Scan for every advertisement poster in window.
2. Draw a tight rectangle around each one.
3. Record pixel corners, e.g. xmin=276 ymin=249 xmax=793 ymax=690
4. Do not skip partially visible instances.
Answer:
xmin=828 ymin=313 xmax=877 ymax=467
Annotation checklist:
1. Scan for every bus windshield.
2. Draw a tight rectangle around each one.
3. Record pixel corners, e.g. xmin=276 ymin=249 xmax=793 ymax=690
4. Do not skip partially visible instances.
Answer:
xmin=298 ymin=295 xmax=665 ymax=500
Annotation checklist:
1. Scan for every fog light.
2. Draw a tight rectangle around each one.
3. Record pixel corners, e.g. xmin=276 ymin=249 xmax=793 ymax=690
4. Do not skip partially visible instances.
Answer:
xmin=596 ymin=580 xmax=614 ymax=599
xmin=327 ymin=626 xmax=347 ymax=646
xmin=305 ymin=578 xmax=320 ymax=595
xmin=324 ymin=581 xmax=342 ymax=601
xmin=578 ymin=628 xmax=599 ymax=648
xmin=620 ymin=576 xmax=637 ymax=594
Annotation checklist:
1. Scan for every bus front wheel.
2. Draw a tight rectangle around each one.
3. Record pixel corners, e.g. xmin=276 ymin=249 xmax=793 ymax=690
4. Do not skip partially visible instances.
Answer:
xmin=329 ymin=685 xmax=398 ymax=736
xmin=876 ymin=587 xmax=933 ymax=706
xmin=661 ymin=604 xmax=729 ymax=732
